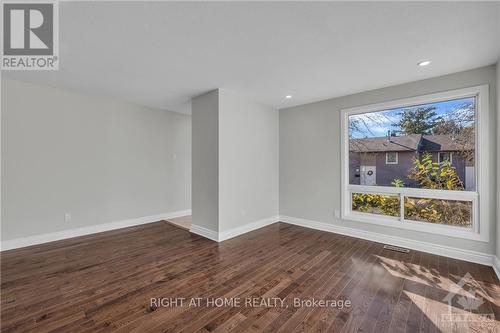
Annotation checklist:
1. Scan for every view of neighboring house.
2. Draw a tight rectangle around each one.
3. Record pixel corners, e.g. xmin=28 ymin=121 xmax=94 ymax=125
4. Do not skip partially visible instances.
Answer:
xmin=349 ymin=133 xmax=475 ymax=190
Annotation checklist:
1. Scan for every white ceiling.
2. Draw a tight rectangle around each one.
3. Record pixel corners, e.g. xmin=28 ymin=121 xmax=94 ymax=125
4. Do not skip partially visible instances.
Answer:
xmin=4 ymin=2 xmax=500 ymax=114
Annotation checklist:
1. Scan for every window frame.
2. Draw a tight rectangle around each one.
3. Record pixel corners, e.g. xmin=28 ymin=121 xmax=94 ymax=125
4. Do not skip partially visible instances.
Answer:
xmin=385 ymin=152 xmax=398 ymax=165
xmin=340 ymin=85 xmax=490 ymax=242
xmin=438 ymin=152 xmax=453 ymax=164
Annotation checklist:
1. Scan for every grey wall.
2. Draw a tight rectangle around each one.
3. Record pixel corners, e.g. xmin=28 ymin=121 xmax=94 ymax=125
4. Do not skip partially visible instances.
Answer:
xmin=1 ymin=78 xmax=191 ymax=241
xmin=191 ymin=89 xmax=279 ymax=234
xmin=218 ymin=90 xmax=279 ymax=232
xmin=497 ymin=62 xmax=500 ymax=259
xmin=191 ymin=90 xmax=219 ymax=232
xmin=280 ymin=65 xmax=497 ymax=255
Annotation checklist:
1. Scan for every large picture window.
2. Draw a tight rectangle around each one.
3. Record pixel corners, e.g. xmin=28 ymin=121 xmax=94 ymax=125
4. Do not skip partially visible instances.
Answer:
xmin=341 ymin=86 xmax=490 ymax=241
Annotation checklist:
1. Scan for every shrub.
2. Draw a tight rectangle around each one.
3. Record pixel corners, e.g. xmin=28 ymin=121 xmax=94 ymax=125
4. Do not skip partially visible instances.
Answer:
xmin=407 ymin=152 xmax=464 ymax=191
xmin=352 ymin=193 xmax=400 ymax=217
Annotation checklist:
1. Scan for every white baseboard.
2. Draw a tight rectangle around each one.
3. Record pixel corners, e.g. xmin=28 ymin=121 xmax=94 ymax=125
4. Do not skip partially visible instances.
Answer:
xmin=190 ymin=215 xmax=279 ymax=243
xmin=4 ymin=210 xmax=499 ymax=280
xmin=279 ymin=215 xmax=496 ymax=269
xmin=493 ymin=256 xmax=500 ymax=280
xmin=219 ymin=215 xmax=279 ymax=242
xmin=190 ymin=224 xmax=219 ymax=242
xmin=0 ymin=209 xmax=191 ymax=251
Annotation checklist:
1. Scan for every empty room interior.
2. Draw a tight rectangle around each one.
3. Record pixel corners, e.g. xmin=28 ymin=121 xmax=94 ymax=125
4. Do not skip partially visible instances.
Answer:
xmin=2 ymin=1 xmax=500 ymax=332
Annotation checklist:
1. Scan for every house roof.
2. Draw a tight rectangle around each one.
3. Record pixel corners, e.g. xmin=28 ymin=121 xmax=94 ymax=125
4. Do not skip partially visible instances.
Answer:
xmin=421 ymin=135 xmax=473 ymax=151
xmin=349 ymin=134 xmax=473 ymax=153
xmin=350 ymin=134 xmax=421 ymax=152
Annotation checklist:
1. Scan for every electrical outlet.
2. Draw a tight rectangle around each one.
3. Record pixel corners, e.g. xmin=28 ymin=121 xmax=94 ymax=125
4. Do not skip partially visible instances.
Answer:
xmin=64 ymin=213 xmax=72 ymax=223
xmin=334 ymin=210 xmax=341 ymax=219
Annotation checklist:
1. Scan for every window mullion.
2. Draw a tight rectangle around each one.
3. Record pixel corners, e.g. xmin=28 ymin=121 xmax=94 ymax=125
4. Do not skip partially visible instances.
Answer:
xmin=399 ymin=193 xmax=405 ymax=223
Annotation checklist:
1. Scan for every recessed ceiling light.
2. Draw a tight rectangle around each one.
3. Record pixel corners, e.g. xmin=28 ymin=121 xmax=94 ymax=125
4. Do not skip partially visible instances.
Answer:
xmin=417 ymin=60 xmax=431 ymax=67
xmin=285 ymin=95 xmax=292 ymax=99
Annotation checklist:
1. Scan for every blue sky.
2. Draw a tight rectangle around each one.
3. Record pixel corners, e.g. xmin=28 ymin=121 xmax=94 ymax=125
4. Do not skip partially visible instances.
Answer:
xmin=348 ymin=97 xmax=475 ymax=139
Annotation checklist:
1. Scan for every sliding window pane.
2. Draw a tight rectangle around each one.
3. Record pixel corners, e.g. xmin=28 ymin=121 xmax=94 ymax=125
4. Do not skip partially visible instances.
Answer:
xmin=351 ymin=193 xmax=400 ymax=217
xmin=404 ymin=197 xmax=472 ymax=228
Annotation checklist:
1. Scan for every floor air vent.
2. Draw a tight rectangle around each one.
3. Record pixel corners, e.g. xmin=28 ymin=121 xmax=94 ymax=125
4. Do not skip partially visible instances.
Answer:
xmin=383 ymin=245 xmax=410 ymax=253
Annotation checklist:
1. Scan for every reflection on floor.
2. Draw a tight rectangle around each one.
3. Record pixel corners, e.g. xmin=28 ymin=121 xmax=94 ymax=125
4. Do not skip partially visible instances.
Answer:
xmin=166 ymin=215 xmax=192 ymax=231
xmin=1 ymin=222 xmax=499 ymax=332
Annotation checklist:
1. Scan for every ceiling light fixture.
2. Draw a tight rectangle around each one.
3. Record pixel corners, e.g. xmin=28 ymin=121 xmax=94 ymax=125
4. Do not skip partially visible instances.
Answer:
xmin=285 ymin=95 xmax=292 ymax=99
xmin=417 ymin=60 xmax=431 ymax=67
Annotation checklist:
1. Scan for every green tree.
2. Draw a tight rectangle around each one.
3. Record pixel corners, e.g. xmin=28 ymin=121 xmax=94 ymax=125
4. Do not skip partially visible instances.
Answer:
xmin=393 ymin=106 xmax=439 ymax=135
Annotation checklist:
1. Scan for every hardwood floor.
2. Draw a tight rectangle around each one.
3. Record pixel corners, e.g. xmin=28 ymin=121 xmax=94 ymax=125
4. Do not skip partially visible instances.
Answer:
xmin=1 ymin=222 xmax=499 ymax=332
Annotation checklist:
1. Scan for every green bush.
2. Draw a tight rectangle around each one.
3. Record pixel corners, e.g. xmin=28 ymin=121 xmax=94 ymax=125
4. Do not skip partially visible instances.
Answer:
xmin=352 ymin=193 xmax=400 ymax=217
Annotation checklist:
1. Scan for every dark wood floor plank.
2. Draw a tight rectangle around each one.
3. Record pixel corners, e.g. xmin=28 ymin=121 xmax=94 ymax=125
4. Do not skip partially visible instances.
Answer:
xmin=2 ymin=221 xmax=499 ymax=332
xmin=327 ymin=244 xmax=394 ymax=332
xmin=371 ymin=250 xmax=411 ymax=333
xmin=305 ymin=242 xmax=383 ymax=332
xmin=385 ymin=250 xmax=418 ymax=333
